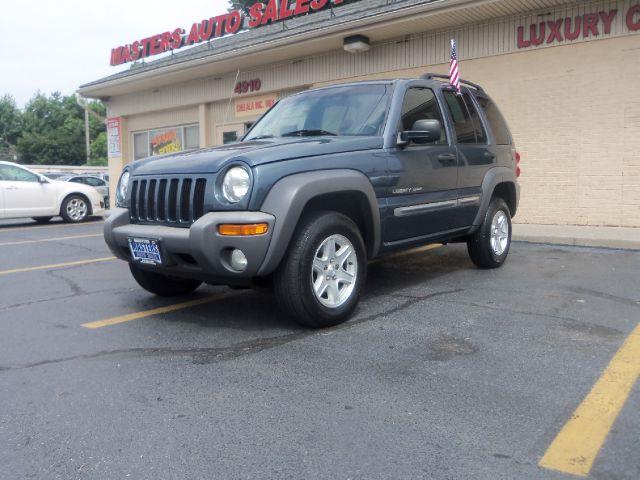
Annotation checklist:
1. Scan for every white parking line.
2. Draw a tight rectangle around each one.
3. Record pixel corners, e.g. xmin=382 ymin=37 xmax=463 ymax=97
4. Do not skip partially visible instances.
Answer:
xmin=0 ymin=257 xmax=116 ymax=276
xmin=0 ymin=220 xmax=104 ymax=234
xmin=0 ymin=234 xmax=102 ymax=247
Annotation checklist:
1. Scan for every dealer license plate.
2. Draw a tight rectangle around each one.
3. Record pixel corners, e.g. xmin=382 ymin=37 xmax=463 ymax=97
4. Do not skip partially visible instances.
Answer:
xmin=128 ymin=238 xmax=162 ymax=265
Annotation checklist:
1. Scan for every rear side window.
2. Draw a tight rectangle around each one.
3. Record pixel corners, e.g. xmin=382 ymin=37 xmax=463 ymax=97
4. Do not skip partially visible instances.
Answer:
xmin=400 ymin=87 xmax=447 ymax=144
xmin=476 ymin=96 xmax=512 ymax=145
xmin=85 ymin=177 xmax=105 ymax=187
xmin=443 ymin=91 xmax=487 ymax=144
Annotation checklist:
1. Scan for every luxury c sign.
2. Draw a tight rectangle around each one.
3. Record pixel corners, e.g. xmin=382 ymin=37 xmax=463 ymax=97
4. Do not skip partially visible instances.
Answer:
xmin=516 ymin=5 xmax=640 ymax=49
xmin=628 ymin=5 xmax=640 ymax=31
xmin=110 ymin=0 xmax=352 ymax=66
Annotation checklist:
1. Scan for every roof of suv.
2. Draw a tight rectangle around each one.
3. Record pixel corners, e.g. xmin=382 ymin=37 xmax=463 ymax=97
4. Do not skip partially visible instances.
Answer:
xmin=288 ymin=76 xmax=484 ymax=98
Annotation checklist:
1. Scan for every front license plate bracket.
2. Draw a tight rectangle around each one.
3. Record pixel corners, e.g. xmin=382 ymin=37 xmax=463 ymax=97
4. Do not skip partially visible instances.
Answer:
xmin=128 ymin=237 xmax=162 ymax=265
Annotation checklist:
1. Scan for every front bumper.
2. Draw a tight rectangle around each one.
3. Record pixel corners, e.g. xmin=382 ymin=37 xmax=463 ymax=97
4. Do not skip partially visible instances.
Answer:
xmin=104 ymin=208 xmax=275 ymax=282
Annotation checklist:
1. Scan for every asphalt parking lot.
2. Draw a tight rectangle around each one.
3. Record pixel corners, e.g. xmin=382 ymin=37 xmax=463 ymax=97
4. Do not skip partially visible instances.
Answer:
xmin=0 ymin=217 xmax=638 ymax=480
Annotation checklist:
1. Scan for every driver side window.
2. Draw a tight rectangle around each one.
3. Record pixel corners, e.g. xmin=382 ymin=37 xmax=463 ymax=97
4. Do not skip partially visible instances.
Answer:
xmin=0 ymin=165 xmax=39 ymax=182
xmin=400 ymin=88 xmax=447 ymax=144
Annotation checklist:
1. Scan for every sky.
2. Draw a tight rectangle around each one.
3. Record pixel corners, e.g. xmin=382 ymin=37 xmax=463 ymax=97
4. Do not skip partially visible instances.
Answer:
xmin=0 ymin=0 xmax=231 ymax=107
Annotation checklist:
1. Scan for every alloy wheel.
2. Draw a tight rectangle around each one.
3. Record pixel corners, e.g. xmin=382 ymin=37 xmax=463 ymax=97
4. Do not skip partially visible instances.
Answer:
xmin=67 ymin=198 xmax=88 ymax=221
xmin=311 ymin=234 xmax=358 ymax=308
xmin=490 ymin=210 xmax=509 ymax=256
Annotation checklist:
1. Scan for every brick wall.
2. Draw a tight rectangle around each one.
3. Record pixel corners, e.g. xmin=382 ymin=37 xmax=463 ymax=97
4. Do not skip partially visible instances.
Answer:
xmin=320 ymin=35 xmax=640 ymax=227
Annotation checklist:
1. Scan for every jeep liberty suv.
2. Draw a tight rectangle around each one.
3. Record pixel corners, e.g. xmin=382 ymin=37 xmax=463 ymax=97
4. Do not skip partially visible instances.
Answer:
xmin=105 ymin=74 xmax=520 ymax=328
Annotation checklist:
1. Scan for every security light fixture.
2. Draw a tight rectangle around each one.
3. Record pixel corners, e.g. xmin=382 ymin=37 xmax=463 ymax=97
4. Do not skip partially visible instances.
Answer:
xmin=343 ymin=35 xmax=370 ymax=53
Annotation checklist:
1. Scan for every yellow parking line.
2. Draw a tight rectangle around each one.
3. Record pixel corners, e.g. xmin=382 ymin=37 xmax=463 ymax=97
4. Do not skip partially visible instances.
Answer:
xmin=0 ymin=257 xmax=116 ymax=276
xmin=82 ymin=291 xmax=244 ymax=329
xmin=0 ymin=221 xmax=104 ymax=233
xmin=0 ymin=234 xmax=102 ymax=247
xmin=539 ymin=322 xmax=640 ymax=477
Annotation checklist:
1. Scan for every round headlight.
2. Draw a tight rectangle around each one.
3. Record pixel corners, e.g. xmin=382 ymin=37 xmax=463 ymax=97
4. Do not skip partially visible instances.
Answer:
xmin=222 ymin=167 xmax=251 ymax=203
xmin=116 ymin=170 xmax=130 ymax=207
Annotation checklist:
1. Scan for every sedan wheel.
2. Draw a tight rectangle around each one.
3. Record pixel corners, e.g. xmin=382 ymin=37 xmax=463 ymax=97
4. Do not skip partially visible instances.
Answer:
xmin=61 ymin=196 xmax=89 ymax=223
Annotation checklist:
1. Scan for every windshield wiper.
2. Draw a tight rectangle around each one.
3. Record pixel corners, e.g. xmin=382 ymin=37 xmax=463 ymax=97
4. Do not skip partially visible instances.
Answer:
xmin=281 ymin=129 xmax=337 ymax=137
xmin=248 ymin=135 xmax=274 ymax=140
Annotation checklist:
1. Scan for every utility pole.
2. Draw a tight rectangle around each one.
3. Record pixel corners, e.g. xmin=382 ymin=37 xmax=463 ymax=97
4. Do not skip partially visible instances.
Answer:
xmin=76 ymin=94 xmax=106 ymax=165
xmin=84 ymin=107 xmax=91 ymax=164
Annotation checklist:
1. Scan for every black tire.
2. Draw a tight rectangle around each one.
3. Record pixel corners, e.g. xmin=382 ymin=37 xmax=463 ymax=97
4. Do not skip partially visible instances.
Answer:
xmin=129 ymin=263 xmax=202 ymax=297
xmin=467 ymin=197 xmax=512 ymax=269
xmin=60 ymin=194 xmax=90 ymax=223
xmin=32 ymin=217 xmax=53 ymax=224
xmin=274 ymin=211 xmax=367 ymax=329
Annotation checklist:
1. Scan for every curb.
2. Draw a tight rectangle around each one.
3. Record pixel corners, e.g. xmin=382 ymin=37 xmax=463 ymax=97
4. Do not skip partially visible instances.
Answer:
xmin=512 ymin=229 xmax=640 ymax=251
xmin=513 ymin=235 xmax=640 ymax=250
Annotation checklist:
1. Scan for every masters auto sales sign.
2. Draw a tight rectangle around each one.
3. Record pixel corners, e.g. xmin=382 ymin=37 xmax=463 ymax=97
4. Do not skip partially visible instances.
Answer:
xmin=110 ymin=0 xmax=352 ymax=66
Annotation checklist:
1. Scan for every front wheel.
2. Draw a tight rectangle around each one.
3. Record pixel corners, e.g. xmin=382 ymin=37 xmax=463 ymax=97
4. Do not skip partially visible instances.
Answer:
xmin=274 ymin=212 xmax=366 ymax=329
xmin=61 ymin=195 xmax=89 ymax=223
xmin=129 ymin=263 xmax=203 ymax=297
xmin=467 ymin=198 xmax=512 ymax=269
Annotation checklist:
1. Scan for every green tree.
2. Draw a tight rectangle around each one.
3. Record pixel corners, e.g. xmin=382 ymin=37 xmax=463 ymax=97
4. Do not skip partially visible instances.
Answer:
xmin=0 ymin=94 xmax=22 ymax=157
xmin=15 ymin=92 xmax=105 ymax=166
xmin=229 ymin=0 xmax=257 ymax=13
xmin=88 ymin=131 xmax=108 ymax=166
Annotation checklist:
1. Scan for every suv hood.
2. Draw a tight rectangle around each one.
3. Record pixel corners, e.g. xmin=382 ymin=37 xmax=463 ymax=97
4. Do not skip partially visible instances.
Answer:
xmin=131 ymin=136 xmax=383 ymax=176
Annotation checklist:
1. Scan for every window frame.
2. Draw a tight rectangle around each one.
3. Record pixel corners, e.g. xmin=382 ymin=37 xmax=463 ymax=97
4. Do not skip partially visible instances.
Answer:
xmin=131 ymin=123 xmax=200 ymax=161
xmin=462 ymin=91 xmax=489 ymax=145
xmin=442 ymin=89 xmax=489 ymax=146
xmin=397 ymin=86 xmax=450 ymax=146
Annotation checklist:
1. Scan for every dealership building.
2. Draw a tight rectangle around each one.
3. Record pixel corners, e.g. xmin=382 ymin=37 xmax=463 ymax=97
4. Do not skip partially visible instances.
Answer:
xmin=79 ymin=0 xmax=640 ymax=227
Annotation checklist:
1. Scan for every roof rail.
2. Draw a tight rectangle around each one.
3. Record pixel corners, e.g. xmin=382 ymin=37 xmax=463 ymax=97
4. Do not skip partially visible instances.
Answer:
xmin=420 ymin=73 xmax=485 ymax=92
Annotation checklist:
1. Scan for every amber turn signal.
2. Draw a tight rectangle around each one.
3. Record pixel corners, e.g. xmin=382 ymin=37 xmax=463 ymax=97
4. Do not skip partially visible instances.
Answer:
xmin=218 ymin=223 xmax=269 ymax=236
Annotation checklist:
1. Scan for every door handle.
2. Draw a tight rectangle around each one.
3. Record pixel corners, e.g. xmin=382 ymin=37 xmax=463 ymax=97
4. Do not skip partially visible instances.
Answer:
xmin=437 ymin=154 xmax=456 ymax=164
xmin=6 ymin=186 xmax=18 ymax=190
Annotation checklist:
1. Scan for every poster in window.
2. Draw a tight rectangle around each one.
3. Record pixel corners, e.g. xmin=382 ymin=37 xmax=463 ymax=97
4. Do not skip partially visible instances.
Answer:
xmin=107 ymin=117 xmax=122 ymax=158
xmin=150 ymin=128 xmax=183 ymax=156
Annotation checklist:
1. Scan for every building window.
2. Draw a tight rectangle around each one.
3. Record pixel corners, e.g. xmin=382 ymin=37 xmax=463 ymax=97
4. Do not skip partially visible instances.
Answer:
xmin=132 ymin=124 xmax=199 ymax=160
xmin=184 ymin=125 xmax=200 ymax=150
xmin=133 ymin=132 xmax=149 ymax=160
xmin=223 ymin=131 xmax=239 ymax=144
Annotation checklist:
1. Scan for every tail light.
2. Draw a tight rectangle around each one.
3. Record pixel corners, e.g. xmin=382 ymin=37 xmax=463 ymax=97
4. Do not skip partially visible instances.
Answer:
xmin=515 ymin=151 xmax=521 ymax=178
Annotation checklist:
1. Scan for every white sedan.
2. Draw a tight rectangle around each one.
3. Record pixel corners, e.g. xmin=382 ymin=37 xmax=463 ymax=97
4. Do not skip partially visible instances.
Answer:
xmin=0 ymin=161 xmax=106 ymax=223
xmin=57 ymin=175 xmax=110 ymax=208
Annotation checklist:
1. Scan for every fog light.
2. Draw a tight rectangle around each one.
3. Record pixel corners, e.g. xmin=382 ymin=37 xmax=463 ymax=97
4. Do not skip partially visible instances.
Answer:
xmin=230 ymin=249 xmax=248 ymax=272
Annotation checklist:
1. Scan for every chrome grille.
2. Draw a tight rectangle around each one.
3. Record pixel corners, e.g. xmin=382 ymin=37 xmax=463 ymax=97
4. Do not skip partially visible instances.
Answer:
xmin=130 ymin=176 xmax=209 ymax=226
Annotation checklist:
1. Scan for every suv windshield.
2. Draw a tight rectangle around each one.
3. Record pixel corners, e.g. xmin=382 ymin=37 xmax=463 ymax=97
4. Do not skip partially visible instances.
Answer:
xmin=244 ymin=84 xmax=390 ymax=141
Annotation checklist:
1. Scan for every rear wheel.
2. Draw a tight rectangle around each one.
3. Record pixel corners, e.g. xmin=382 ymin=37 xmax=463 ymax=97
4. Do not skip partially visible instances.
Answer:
xmin=129 ymin=263 xmax=202 ymax=297
xmin=32 ymin=217 xmax=53 ymax=224
xmin=61 ymin=195 xmax=89 ymax=223
xmin=467 ymin=197 xmax=512 ymax=269
xmin=274 ymin=211 xmax=366 ymax=329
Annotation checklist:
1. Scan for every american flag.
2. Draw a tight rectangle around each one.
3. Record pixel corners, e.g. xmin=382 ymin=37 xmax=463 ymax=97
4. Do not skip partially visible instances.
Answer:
xmin=449 ymin=39 xmax=461 ymax=93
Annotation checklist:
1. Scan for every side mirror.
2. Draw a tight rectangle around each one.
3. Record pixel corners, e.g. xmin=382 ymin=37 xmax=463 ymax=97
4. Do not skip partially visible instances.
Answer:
xmin=398 ymin=119 xmax=442 ymax=147
xmin=38 ymin=175 xmax=49 ymax=184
